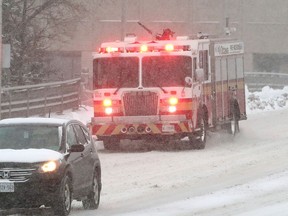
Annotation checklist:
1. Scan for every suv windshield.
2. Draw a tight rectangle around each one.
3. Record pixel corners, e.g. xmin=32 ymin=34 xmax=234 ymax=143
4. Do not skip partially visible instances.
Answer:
xmin=93 ymin=57 xmax=139 ymax=89
xmin=142 ymin=56 xmax=192 ymax=87
xmin=0 ymin=125 xmax=61 ymax=150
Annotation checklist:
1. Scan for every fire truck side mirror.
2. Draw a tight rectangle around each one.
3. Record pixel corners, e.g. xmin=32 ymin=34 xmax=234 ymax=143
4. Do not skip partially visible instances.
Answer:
xmin=185 ymin=77 xmax=193 ymax=86
xmin=195 ymin=68 xmax=204 ymax=82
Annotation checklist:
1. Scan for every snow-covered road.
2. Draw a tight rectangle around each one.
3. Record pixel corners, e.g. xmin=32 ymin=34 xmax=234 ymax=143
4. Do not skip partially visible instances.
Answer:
xmin=70 ymin=107 xmax=288 ymax=216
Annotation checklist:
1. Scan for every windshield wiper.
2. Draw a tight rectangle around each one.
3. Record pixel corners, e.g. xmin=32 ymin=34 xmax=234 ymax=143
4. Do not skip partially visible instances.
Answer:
xmin=156 ymin=84 xmax=168 ymax=94
xmin=113 ymin=78 xmax=131 ymax=95
xmin=113 ymin=85 xmax=123 ymax=95
xmin=148 ymin=78 xmax=168 ymax=94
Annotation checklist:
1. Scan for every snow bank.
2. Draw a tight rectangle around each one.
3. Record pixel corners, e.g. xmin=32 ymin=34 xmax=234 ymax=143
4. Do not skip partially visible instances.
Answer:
xmin=246 ymin=85 xmax=288 ymax=114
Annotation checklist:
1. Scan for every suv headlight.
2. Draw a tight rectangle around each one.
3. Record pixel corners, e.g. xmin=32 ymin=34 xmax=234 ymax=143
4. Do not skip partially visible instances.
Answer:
xmin=40 ymin=161 xmax=58 ymax=173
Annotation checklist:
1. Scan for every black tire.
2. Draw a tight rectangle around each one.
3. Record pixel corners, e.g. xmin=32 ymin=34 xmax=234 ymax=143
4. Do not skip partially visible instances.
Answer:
xmin=53 ymin=175 xmax=72 ymax=216
xmin=103 ymin=137 xmax=120 ymax=150
xmin=82 ymin=171 xmax=101 ymax=210
xmin=189 ymin=113 xmax=207 ymax=150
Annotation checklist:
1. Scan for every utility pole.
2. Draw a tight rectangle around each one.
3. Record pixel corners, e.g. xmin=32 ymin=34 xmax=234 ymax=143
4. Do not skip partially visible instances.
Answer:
xmin=121 ymin=0 xmax=126 ymax=40
xmin=0 ymin=0 xmax=2 ymax=119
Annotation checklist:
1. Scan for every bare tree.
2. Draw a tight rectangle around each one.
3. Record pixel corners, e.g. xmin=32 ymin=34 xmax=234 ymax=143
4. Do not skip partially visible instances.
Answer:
xmin=2 ymin=0 xmax=87 ymax=86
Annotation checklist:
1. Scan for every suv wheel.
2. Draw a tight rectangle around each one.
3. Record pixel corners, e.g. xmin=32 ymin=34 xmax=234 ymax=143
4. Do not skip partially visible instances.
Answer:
xmin=83 ymin=171 xmax=101 ymax=209
xmin=53 ymin=175 xmax=72 ymax=216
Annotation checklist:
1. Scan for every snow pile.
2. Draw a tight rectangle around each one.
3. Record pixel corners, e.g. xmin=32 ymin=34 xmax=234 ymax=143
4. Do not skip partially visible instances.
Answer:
xmin=246 ymin=85 xmax=288 ymax=114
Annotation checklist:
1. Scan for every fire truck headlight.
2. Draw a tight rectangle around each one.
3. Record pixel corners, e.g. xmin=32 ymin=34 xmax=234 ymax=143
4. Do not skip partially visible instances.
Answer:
xmin=169 ymin=97 xmax=178 ymax=105
xmin=168 ymin=106 xmax=177 ymax=113
xmin=105 ymin=107 xmax=113 ymax=115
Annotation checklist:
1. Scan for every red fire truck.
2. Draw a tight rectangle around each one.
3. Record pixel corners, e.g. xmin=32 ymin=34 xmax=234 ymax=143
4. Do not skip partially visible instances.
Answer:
xmin=90 ymin=31 xmax=247 ymax=150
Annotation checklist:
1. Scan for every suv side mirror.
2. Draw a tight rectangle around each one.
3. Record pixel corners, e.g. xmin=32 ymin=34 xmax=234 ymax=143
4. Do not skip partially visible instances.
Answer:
xmin=69 ymin=144 xmax=84 ymax=153
xmin=195 ymin=68 xmax=204 ymax=82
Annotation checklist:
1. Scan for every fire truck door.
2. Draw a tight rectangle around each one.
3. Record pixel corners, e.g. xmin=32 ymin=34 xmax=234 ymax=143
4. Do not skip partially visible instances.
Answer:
xmin=214 ymin=57 xmax=238 ymax=122
xmin=199 ymin=48 xmax=213 ymax=126
xmin=216 ymin=57 xmax=230 ymax=120
xmin=235 ymin=56 xmax=246 ymax=115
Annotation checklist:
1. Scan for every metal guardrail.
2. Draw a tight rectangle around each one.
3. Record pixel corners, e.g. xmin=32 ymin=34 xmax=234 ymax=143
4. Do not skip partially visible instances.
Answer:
xmin=1 ymin=78 xmax=81 ymax=119
xmin=245 ymin=72 xmax=288 ymax=92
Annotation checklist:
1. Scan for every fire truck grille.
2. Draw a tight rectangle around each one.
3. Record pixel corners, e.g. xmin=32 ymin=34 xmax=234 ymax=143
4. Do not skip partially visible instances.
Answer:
xmin=123 ymin=91 xmax=158 ymax=116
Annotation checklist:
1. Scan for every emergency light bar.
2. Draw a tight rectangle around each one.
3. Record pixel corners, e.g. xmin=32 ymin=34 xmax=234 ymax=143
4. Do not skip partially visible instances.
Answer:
xmin=98 ymin=43 xmax=190 ymax=54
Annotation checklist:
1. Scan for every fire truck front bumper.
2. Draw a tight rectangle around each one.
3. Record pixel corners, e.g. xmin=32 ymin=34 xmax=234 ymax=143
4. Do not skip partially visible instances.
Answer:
xmin=91 ymin=115 xmax=193 ymax=137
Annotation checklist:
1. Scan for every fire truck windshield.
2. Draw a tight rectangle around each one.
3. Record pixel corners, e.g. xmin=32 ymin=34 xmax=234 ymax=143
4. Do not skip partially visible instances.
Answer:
xmin=93 ymin=57 xmax=139 ymax=89
xmin=142 ymin=56 xmax=192 ymax=87
xmin=93 ymin=55 xmax=192 ymax=90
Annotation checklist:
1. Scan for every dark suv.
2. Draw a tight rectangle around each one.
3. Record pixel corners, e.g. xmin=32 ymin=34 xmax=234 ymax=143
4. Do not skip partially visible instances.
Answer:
xmin=0 ymin=117 xmax=101 ymax=216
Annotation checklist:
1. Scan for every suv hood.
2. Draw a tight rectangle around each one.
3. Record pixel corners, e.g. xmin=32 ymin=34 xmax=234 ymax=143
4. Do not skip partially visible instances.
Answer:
xmin=0 ymin=149 xmax=63 ymax=163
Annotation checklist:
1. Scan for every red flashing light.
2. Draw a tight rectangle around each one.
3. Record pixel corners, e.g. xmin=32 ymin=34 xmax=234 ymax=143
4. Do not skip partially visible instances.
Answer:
xmin=98 ymin=48 xmax=105 ymax=53
xmin=170 ymin=90 xmax=177 ymax=95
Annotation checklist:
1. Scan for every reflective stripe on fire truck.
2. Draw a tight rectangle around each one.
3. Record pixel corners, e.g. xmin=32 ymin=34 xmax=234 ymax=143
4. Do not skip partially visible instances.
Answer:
xmin=93 ymin=122 xmax=192 ymax=136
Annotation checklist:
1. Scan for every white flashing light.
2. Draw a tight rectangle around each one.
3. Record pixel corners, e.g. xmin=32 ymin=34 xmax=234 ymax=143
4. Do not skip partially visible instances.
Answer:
xmin=140 ymin=45 xmax=148 ymax=52
xmin=168 ymin=106 xmax=177 ymax=113
xmin=103 ymin=99 xmax=112 ymax=107
xmin=169 ymin=97 xmax=178 ymax=105
xmin=106 ymin=47 xmax=119 ymax=53
xmin=165 ymin=44 xmax=174 ymax=51
xmin=105 ymin=107 xmax=113 ymax=115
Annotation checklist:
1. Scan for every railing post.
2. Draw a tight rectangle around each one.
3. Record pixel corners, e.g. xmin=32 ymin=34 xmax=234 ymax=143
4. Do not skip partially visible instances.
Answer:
xmin=8 ymin=90 xmax=11 ymax=118
xmin=42 ymin=86 xmax=47 ymax=117
xmin=60 ymin=83 xmax=64 ymax=114
xmin=26 ymin=89 xmax=30 ymax=117
xmin=78 ymin=79 xmax=81 ymax=108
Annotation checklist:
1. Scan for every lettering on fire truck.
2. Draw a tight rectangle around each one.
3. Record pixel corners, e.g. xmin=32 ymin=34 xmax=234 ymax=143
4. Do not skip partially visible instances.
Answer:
xmin=90 ymin=33 xmax=247 ymax=150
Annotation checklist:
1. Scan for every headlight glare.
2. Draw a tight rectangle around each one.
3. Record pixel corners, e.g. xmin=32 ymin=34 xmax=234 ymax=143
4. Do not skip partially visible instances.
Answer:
xmin=40 ymin=161 xmax=58 ymax=172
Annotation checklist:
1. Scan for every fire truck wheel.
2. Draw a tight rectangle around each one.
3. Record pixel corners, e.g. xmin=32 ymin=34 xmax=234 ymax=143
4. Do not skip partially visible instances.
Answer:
xmin=103 ymin=138 xmax=120 ymax=150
